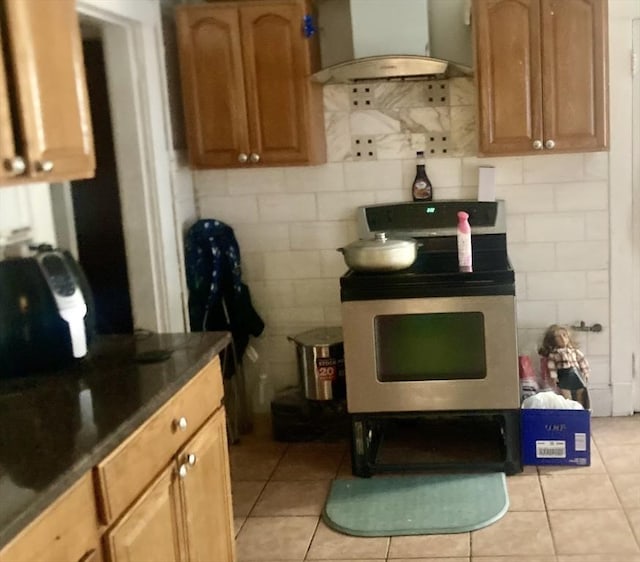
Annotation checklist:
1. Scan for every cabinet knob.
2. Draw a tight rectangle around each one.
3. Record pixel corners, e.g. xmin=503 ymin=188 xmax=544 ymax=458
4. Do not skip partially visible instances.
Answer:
xmin=532 ymin=140 xmax=543 ymax=150
xmin=249 ymin=153 xmax=260 ymax=163
xmin=178 ymin=464 xmax=188 ymax=478
xmin=238 ymin=153 xmax=248 ymax=163
xmin=174 ymin=416 xmax=188 ymax=431
xmin=187 ymin=453 xmax=197 ymax=466
xmin=36 ymin=160 xmax=54 ymax=173
xmin=4 ymin=156 xmax=26 ymax=176
xmin=544 ymin=139 xmax=556 ymax=149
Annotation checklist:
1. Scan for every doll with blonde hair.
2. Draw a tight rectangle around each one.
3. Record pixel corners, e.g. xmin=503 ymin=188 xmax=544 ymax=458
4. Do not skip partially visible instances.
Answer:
xmin=538 ymin=324 xmax=591 ymax=409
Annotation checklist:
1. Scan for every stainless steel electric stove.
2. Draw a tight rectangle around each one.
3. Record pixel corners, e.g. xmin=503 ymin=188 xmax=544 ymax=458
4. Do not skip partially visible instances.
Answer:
xmin=340 ymin=200 xmax=522 ymax=476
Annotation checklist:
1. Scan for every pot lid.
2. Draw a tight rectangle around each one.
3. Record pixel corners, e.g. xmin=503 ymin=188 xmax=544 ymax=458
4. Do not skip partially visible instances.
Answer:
xmin=288 ymin=327 xmax=343 ymax=346
xmin=345 ymin=232 xmax=415 ymax=252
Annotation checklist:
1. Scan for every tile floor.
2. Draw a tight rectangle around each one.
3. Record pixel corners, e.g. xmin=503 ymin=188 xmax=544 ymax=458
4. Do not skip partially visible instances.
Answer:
xmin=230 ymin=415 xmax=640 ymax=562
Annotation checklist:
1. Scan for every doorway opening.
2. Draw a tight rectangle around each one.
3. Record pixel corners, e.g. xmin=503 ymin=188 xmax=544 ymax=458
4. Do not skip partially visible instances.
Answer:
xmin=51 ymin=1 xmax=189 ymax=335
xmin=69 ymin=36 xmax=133 ymax=335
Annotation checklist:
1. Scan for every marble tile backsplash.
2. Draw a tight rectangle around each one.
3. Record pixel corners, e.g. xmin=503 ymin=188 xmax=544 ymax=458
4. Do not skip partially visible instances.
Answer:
xmin=193 ymin=77 xmax=611 ymax=414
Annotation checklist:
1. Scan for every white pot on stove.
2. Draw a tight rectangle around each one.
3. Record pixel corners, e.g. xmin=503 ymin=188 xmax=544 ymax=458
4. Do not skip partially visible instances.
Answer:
xmin=337 ymin=232 xmax=419 ymax=272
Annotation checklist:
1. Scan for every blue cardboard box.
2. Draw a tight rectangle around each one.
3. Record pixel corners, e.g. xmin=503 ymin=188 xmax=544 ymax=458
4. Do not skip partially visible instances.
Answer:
xmin=521 ymin=409 xmax=591 ymax=466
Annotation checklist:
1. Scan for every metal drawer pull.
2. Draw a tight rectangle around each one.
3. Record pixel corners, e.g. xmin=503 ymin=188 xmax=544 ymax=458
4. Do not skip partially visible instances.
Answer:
xmin=178 ymin=463 xmax=188 ymax=478
xmin=238 ymin=153 xmax=248 ymax=163
xmin=187 ymin=453 xmax=197 ymax=466
xmin=4 ymin=156 xmax=26 ymax=175
xmin=174 ymin=416 xmax=188 ymax=431
xmin=36 ymin=160 xmax=54 ymax=173
xmin=532 ymin=140 xmax=543 ymax=150
xmin=249 ymin=152 xmax=260 ymax=163
xmin=544 ymin=139 xmax=555 ymax=149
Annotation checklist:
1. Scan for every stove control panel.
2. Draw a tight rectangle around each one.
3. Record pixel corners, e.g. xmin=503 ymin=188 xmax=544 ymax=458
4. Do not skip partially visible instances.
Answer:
xmin=357 ymin=200 xmax=505 ymax=239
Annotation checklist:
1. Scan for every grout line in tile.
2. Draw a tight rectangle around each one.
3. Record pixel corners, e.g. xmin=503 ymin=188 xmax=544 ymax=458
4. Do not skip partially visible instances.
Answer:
xmin=303 ymin=515 xmax=323 ymax=561
xmin=244 ymin=480 xmax=269 ymax=518
xmin=538 ymin=472 xmax=559 ymax=556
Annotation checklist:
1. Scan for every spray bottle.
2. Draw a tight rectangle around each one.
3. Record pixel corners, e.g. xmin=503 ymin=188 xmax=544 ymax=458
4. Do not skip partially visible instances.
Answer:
xmin=457 ymin=211 xmax=472 ymax=272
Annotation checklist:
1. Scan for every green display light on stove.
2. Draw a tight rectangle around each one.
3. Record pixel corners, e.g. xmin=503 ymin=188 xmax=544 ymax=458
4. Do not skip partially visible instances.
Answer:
xmin=426 ymin=207 xmax=436 ymax=214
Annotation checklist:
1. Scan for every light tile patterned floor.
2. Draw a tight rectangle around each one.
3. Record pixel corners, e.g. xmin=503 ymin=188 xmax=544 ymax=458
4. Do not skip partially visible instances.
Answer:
xmin=231 ymin=415 xmax=640 ymax=562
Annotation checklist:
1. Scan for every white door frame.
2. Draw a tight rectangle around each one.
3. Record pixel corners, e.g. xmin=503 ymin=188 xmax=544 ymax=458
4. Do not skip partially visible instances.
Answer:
xmin=609 ymin=1 xmax=640 ymax=415
xmin=75 ymin=0 xmax=185 ymax=333
xmin=632 ymin=18 xmax=640 ymax=412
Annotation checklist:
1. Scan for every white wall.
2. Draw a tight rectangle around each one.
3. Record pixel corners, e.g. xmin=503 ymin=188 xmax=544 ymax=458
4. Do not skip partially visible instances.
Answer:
xmin=0 ymin=183 xmax=57 ymax=253
xmin=193 ymin=77 xmax=613 ymax=416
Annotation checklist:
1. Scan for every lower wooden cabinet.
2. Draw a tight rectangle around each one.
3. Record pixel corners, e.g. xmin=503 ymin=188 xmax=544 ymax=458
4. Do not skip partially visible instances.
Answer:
xmin=0 ymin=473 xmax=102 ymax=562
xmin=105 ymin=407 xmax=235 ymax=562
xmin=0 ymin=355 xmax=235 ymax=562
xmin=180 ymin=408 xmax=235 ymax=562
xmin=105 ymin=466 xmax=184 ymax=562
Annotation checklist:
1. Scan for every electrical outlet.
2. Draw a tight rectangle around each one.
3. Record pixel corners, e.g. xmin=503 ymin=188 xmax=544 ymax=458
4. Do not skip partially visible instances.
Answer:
xmin=425 ymin=132 xmax=451 ymax=156
xmin=424 ymin=80 xmax=449 ymax=106
xmin=351 ymin=136 xmax=377 ymax=161
xmin=349 ymin=85 xmax=375 ymax=109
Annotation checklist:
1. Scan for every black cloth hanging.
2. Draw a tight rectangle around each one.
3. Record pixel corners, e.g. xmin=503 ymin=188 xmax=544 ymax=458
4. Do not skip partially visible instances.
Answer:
xmin=184 ymin=219 xmax=264 ymax=377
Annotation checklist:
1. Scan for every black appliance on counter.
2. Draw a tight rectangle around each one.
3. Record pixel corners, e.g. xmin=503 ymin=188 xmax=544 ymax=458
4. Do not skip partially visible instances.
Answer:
xmin=340 ymin=200 xmax=522 ymax=476
xmin=0 ymin=246 xmax=95 ymax=377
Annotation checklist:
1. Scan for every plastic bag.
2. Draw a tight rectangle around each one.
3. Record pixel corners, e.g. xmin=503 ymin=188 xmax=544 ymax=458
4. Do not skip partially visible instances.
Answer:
xmin=522 ymin=390 xmax=584 ymax=410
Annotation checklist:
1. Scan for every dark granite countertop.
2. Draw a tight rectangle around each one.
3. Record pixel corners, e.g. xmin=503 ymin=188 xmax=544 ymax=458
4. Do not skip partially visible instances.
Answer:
xmin=0 ymin=331 xmax=231 ymax=550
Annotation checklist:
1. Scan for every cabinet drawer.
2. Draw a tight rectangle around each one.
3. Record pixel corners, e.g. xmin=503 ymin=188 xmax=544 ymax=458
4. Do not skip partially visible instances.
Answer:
xmin=96 ymin=356 xmax=223 ymax=523
xmin=0 ymin=473 xmax=100 ymax=562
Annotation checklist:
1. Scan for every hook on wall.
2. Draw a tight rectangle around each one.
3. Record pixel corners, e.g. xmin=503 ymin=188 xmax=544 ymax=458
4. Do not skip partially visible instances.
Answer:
xmin=571 ymin=321 xmax=603 ymax=333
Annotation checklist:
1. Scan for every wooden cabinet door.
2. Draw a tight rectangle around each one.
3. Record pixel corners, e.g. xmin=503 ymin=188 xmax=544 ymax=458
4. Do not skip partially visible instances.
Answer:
xmin=176 ymin=5 xmax=250 ymax=169
xmin=540 ymin=0 xmax=608 ymax=151
xmin=0 ymin=26 xmax=21 ymax=183
xmin=240 ymin=1 xmax=321 ymax=166
xmin=179 ymin=407 xmax=235 ymax=562
xmin=0 ymin=474 xmax=101 ymax=562
xmin=106 ymin=465 xmax=185 ymax=562
xmin=474 ymin=0 xmax=544 ymax=156
xmin=4 ymin=0 xmax=94 ymax=181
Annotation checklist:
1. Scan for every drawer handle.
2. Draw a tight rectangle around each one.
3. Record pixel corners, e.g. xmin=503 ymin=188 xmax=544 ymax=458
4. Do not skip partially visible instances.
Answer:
xmin=36 ymin=160 xmax=54 ymax=173
xmin=4 ymin=156 xmax=26 ymax=175
xmin=174 ymin=416 xmax=188 ymax=431
xmin=187 ymin=453 xmax=197 ymax=466
xmin=77 ymin=549 xmax=98 ymax=562
xmin=178 ymin=463 xmax=188 ymax=478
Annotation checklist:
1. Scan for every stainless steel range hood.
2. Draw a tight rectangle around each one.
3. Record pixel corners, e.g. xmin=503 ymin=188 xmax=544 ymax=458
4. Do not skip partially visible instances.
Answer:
xmin=312 ymin=0 xmax=473 ymax=84
xmin=312 ymin=55 xmax=450 ymax=84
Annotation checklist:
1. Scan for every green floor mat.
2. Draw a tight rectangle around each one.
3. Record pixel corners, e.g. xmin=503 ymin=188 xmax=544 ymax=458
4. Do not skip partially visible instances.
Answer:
xmin=323 ymin=473 xmax=509 ymax=537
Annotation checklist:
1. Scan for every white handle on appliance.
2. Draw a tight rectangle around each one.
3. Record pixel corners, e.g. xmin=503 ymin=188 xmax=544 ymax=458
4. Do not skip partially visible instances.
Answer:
xmin=60 ymin=304 xmax=88 ymax=358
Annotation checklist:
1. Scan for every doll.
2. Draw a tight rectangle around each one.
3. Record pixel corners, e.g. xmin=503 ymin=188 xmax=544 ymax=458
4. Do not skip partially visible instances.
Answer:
xmin=538 ymin=324 xmax=591 ymax=409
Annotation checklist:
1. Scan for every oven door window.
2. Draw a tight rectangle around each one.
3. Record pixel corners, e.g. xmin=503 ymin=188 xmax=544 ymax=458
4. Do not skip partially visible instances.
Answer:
xmin=374 ymin=312 xmax=487 ymax=381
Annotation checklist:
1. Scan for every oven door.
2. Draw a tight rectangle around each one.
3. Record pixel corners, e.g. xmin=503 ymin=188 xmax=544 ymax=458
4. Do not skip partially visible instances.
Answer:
xmin=342 ymin=295 xmax=519 ymax=413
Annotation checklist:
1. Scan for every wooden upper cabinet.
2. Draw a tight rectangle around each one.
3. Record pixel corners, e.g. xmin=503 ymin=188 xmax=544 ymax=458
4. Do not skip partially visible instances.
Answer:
xmin=0 ymin=0 xmax=94 ymax=186
xmin=540 ymin=0 xmax=608 ymax=152
xmin=0 ymin=26 xmax=19 ymax=183
xmin=474 ymin=0 xmax=608 ymax=156
xmin=176 ymin=0 xmax=326 ymax=169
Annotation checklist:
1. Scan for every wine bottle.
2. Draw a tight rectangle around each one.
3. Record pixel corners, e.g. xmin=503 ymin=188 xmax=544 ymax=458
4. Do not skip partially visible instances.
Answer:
xmin=411 ymin=151 xmax=433 ymax=201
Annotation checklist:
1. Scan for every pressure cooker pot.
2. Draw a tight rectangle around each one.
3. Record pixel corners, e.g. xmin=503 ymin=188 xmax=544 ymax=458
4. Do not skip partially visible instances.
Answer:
xmin=287 ymin=327 xmax=345 ymax=400
xmin=337 ymin=232 xmax=419 ymax=272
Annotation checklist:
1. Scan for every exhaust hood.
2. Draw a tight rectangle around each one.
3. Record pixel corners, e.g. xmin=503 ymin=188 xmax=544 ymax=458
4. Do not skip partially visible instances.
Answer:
xmin=312 ymin=0 xmax=473 ymax=84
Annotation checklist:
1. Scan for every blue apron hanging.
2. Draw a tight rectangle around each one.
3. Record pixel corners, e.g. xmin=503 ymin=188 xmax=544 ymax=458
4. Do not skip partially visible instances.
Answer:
xmin=185 ymin=219 xmax=264 ymax=377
